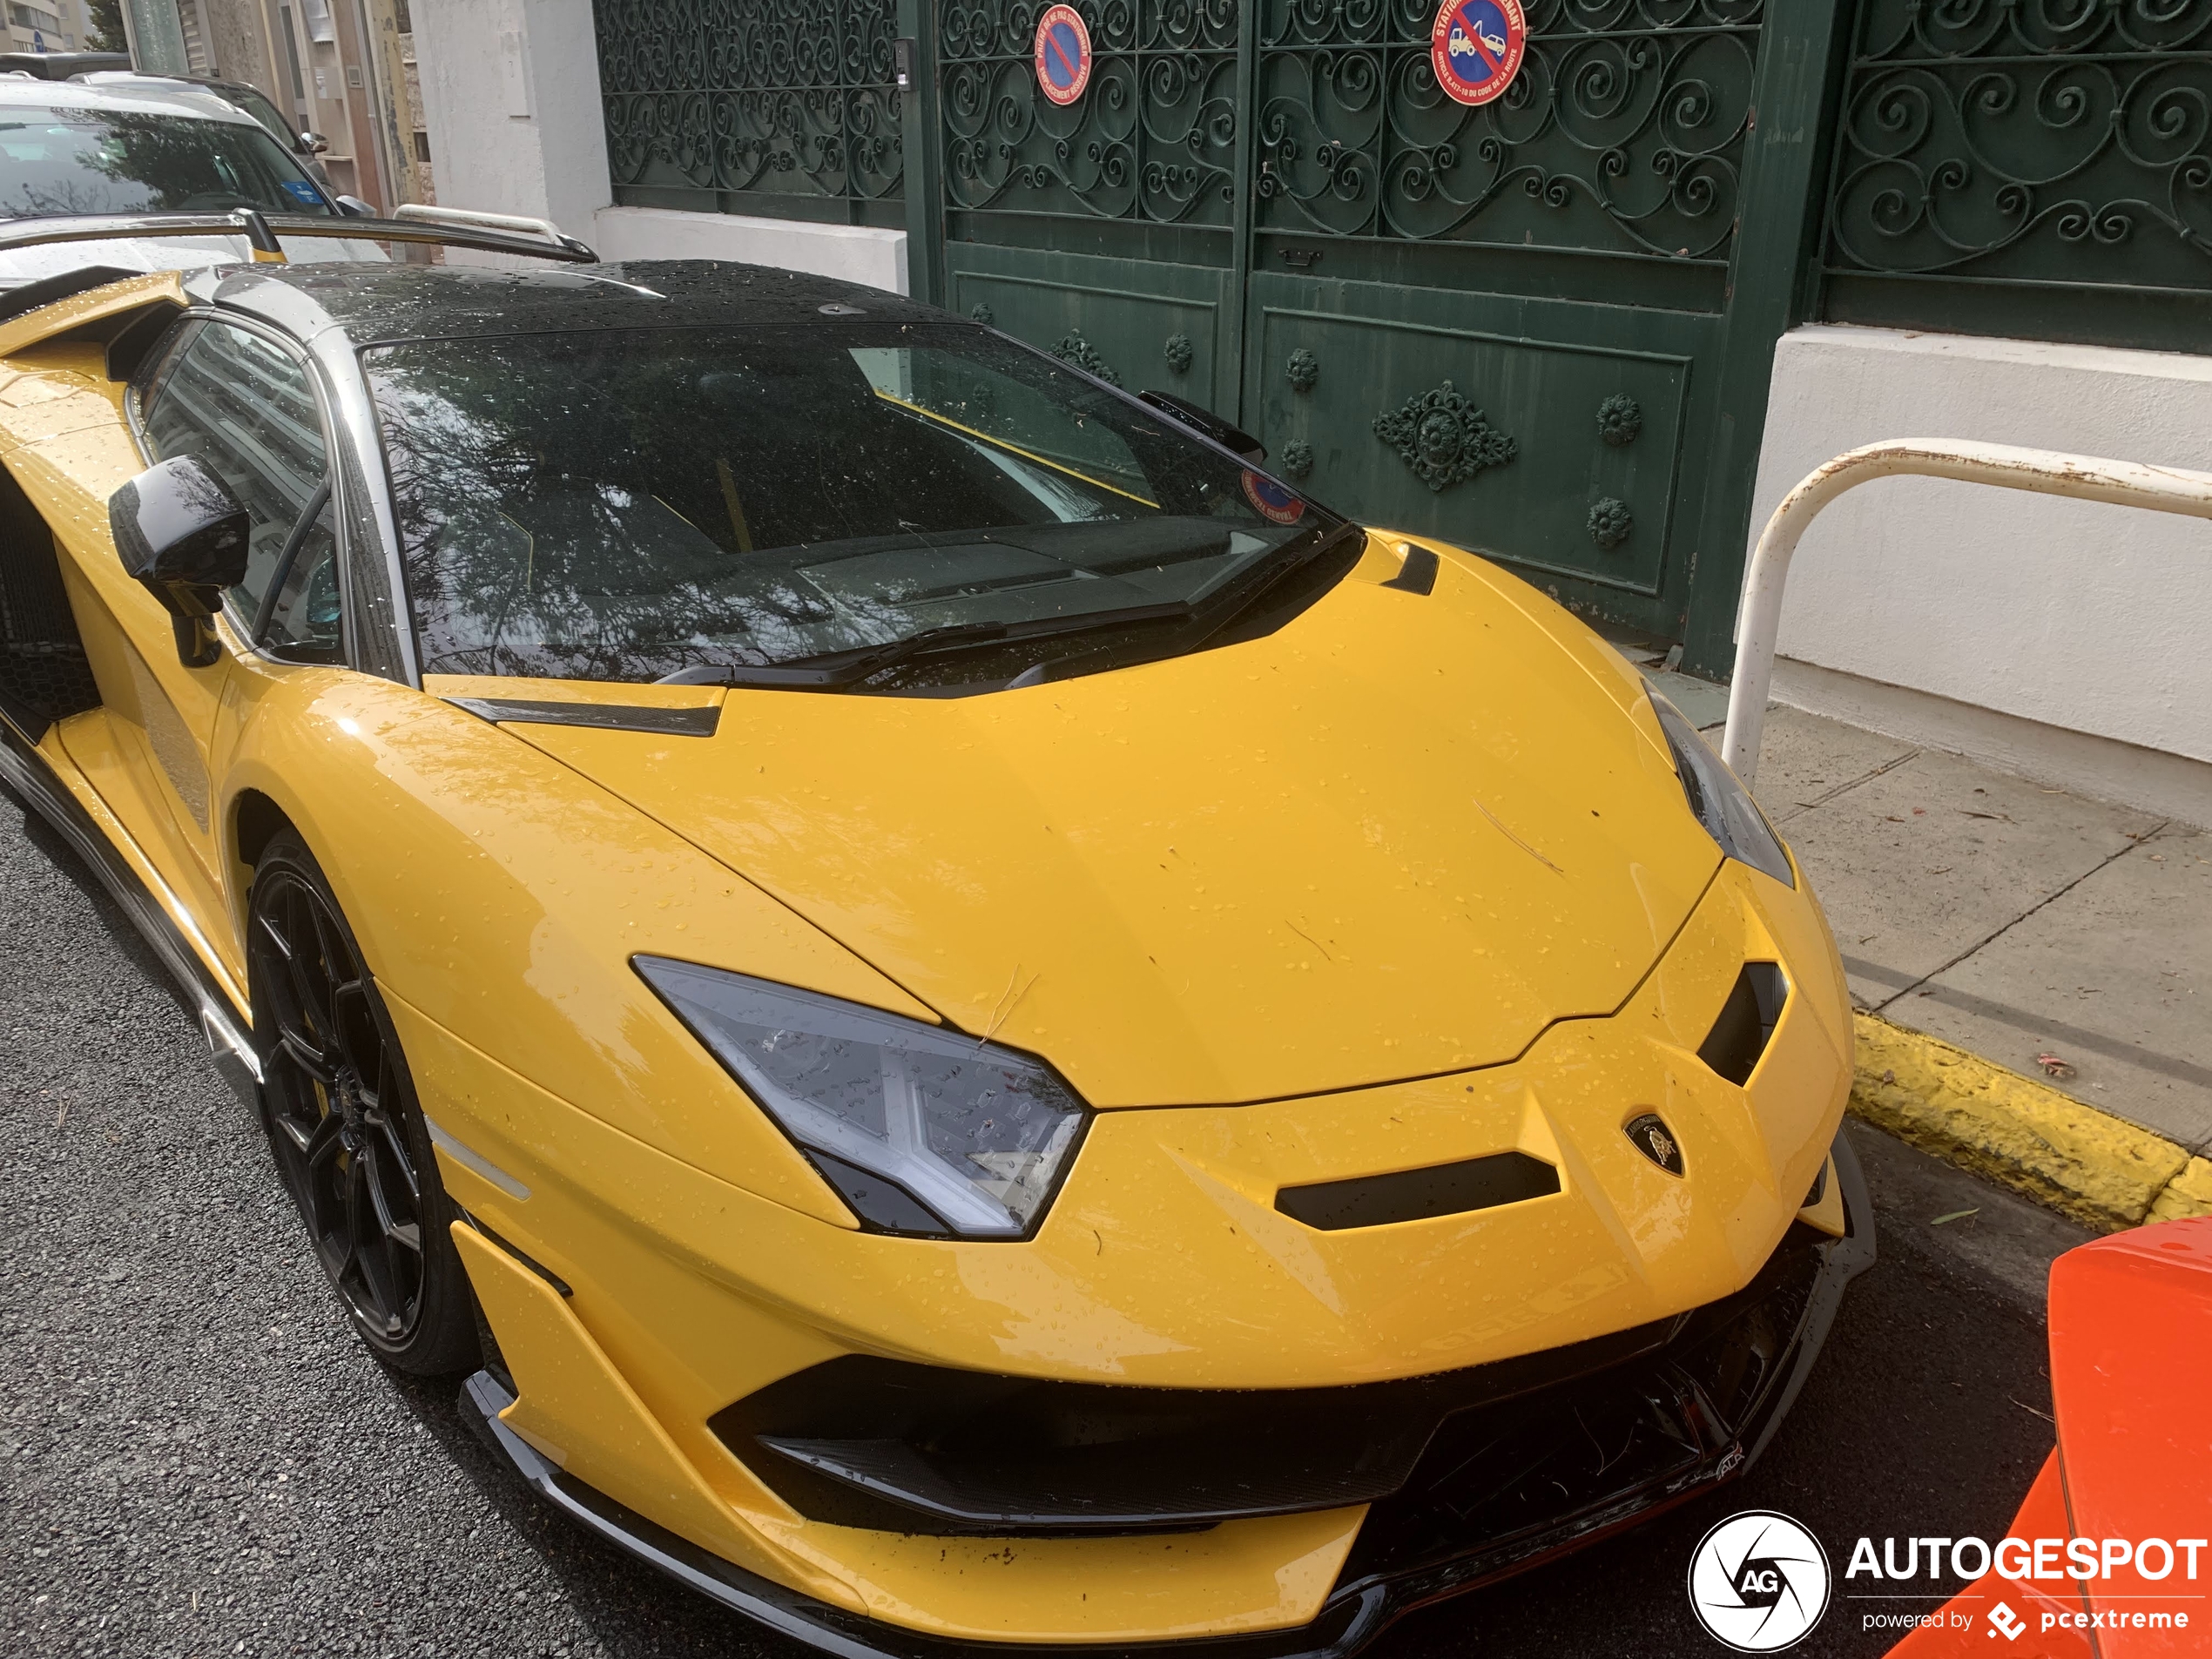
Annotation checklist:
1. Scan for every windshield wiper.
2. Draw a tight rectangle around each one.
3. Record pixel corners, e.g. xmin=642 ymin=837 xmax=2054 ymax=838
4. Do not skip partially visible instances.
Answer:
xmin=998 ymin=522 xmax=1368 ymax=688
xmin=650 ymin=526 xmax=1358 ymax=694
xmin=1194 ymin=520 xmax=1366 ymax=631
xmin=656 ymin=605 xmax=1193 ymax=691
xmin=655 ymin=621 xmax=1012 ymax=688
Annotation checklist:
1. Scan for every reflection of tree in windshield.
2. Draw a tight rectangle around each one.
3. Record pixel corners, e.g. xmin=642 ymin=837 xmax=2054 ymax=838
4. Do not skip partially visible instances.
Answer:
xmin=378 ymin=348 xmax=878 ymax=682
xmin=0 ymin=111 xmax=327 ymax=219
xmin=371 ymin=327 xmax=1314 ymax=685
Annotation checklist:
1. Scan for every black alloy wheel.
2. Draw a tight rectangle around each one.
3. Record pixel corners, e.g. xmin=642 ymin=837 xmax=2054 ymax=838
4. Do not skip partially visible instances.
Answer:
xmin=246 ymin=830 xmax=478 ymax=1374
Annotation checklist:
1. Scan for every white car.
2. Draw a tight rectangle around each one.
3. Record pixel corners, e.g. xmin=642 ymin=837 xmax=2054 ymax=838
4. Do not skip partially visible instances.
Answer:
xmin=0 ymin=74 xmax=385 ymax=292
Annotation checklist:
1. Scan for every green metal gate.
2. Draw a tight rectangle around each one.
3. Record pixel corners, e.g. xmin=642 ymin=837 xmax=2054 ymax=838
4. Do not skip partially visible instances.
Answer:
xmin=585 ymin=0 xmax=1854 ymax=666
xmin=908 ymin=0 xmax=1847 ymax=663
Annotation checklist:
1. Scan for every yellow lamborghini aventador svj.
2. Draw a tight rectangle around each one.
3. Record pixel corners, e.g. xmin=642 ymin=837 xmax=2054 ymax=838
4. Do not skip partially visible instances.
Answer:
xmin=0 ymin=228 xmax=1869 ymax=1657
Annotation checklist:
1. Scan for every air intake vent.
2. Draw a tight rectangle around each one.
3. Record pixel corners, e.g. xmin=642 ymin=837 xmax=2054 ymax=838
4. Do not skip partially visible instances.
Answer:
xmin=1699 ymin=961 xmax=1789 ymax=1086
xmin=1276 ymin=1150 xmax=1560 ymax=1231
xmin=0 ymin=462 xmax=101 ymax=738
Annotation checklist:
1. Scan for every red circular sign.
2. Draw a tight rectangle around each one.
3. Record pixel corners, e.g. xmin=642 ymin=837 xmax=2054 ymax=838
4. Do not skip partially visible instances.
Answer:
xmin=1431 ymin=0 xmax=1527 ymax=108
xmin=1034 ymin=5 xmax=1092 ymax=107
xmin=1242 ymin=470 xmax=1306 ymax=525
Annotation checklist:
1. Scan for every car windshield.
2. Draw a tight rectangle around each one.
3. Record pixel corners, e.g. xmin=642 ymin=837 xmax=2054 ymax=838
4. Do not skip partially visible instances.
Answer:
xmin=202 ymin=84 xmax=300 ymax=156
xmin=0 ymin=105 xmax=331 ymax=219
xmin=368 ymin=323 xmax=1339 ymax=685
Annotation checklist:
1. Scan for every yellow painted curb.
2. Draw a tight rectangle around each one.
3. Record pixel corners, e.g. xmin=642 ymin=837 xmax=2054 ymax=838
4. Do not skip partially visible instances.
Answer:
xmin=2153 ymin=1155 xmax=2212 ymax=1226
xmin=1848 ymin=1011 xmax=2212 ymax=1232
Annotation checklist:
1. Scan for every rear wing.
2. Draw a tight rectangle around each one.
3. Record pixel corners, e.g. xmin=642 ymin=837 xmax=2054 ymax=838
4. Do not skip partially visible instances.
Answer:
xmin=0 ymin=206 xmax=597 ymax=266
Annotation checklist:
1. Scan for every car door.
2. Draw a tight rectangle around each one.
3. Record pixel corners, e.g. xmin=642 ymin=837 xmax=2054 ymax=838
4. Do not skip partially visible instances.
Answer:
xmin=66 ymin=314 xmax=334 ymax=934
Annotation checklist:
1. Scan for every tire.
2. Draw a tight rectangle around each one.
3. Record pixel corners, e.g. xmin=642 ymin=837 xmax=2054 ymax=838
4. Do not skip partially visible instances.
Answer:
xmin=246 ymin=829 xmax=480 ymax=1375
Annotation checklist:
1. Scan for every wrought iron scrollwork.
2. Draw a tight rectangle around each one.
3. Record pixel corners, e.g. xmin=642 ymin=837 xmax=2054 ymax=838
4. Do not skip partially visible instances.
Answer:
xmin=1052 ymin=330 xmax=1123 ymax=384
xmin=1372 ymin=381 xmax=1517 ymax=491
xmin=1255 ymin=0 xmax=1764 ymax=262
xmin=594 ymin=0 xmax=904 ymax=208
xmin=1824 ymin=0 xmax=2212 ymax=291
xmin=941 ymin=0 xmax=1240 ymax=224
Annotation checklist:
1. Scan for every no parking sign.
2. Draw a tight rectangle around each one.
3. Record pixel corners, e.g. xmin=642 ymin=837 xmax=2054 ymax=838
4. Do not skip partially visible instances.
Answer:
xmin=1431 ymin=0 xmax=1527 ymax=107
xmin=1034 ymin=4 xmax=1092 ymax=106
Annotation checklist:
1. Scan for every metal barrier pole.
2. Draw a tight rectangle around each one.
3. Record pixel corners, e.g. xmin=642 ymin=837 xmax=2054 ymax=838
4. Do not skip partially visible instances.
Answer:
xmin=1722 ymin=438 xmax=2212 ymax=789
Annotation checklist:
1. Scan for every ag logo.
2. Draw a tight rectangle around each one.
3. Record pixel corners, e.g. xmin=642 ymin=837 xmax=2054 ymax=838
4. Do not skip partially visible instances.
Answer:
xmin=1687 ymin=1510 xmax=1831 ymax=1652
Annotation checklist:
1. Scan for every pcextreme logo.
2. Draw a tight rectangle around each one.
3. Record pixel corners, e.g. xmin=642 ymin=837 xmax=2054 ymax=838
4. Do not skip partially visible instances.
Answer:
xmin=1688 ymin=1511 xmax=1832 ymax=1652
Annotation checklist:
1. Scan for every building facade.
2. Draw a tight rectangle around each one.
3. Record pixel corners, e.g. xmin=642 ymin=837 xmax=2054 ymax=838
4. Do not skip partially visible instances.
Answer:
xmin=6 ymin=0 xmax=93 ymax=53
xmin=416 ymin=0 xmax=2212 ymax=821
xmin=113 ymin=0 xmax=430 ymax=212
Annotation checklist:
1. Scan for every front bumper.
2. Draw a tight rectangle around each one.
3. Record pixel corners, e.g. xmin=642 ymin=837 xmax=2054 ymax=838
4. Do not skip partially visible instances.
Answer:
xmin=461 ymin=1131 xmax=1873 ymax=1658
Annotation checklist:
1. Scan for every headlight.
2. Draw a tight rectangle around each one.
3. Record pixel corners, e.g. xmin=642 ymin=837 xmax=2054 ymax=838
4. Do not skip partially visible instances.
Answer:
xmin=1649 ymin=695 xmax=1796 ymax=888
xmin=634 ymin=957 xmax=1089 ymax=1238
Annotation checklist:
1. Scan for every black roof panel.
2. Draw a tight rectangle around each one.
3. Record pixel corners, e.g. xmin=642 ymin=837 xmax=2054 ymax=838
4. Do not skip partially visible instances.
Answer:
xmin=222 ymin=259 xmax=945 ymax=342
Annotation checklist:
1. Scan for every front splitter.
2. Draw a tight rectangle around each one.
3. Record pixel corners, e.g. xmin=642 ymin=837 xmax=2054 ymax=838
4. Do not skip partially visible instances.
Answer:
xmin=459 ymin=1132 xmax=1875 ymax=1659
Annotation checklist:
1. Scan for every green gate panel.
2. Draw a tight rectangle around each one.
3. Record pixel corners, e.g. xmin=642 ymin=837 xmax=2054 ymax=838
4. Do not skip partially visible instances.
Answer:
xmin=903 ymin=0 xmax=1850 ymax=654
xmin=948 ymin=243 xmax=1239 ymax=415
xmin=1244 ymin=270 xmax=1718 ymax=625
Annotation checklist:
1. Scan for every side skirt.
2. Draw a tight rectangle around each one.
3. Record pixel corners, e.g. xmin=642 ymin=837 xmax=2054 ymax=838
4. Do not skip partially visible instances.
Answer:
xmin=0 ymin=709 xmax=260 ymax=1108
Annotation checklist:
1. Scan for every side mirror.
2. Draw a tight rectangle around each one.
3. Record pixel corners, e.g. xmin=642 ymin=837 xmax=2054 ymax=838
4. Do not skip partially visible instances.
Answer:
xmin=298 ymin=130 xmax=329 ymax=154
xmin=109 ymin=456 xmax=251 ymax=669
xmin=333 ymin=193 xmax=376 ymax=218
xmin=1137 ymin=389 xmax=1266 ymax=464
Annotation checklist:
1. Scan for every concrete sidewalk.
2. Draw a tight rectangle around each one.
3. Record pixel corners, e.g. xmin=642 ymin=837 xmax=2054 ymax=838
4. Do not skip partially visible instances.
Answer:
xmin=1761 ymin=706 xmax=2209 ymax=1158
xmin=1633 ymin=649 xmax=2210 ymax=1165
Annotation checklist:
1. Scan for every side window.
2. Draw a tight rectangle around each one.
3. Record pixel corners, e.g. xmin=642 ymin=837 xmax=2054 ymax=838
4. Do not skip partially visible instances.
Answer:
xmin=141 ymin=321 xmax=333 ymax=635
xmin=260 ymin=496 xmax=343 ymax=664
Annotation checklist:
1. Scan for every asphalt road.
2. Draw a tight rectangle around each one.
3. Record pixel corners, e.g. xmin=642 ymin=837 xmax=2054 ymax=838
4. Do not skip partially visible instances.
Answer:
xmin=1 ymin=779 xmax=2088 ymax=1659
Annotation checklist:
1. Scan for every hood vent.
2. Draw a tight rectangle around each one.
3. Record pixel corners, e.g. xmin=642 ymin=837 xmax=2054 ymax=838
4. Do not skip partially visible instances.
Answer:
xmin=447 ymin=697 xmax=720 ymax=737
xmin=1698 ymin=961 xmax=1788 ymax=1086
xmin=1276 ymin=1150 xmax=1560 ymax=1231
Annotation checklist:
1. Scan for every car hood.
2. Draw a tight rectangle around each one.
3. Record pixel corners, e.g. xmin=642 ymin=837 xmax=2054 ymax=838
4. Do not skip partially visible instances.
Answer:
xmin=482 ymin=542 xmax=1722 ymax=1107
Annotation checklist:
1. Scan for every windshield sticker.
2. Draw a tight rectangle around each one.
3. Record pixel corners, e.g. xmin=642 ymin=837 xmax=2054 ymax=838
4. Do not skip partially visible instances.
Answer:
xmin=1431 ymin=0 xmax=1527 ymax=108
xmin=280 ymin=179 xmax=323 ymax=205
xmin=1243 ymin=471 xmax=1305 ymax=525
xmin=1034 ymin=4 xmax=1092 ymax=107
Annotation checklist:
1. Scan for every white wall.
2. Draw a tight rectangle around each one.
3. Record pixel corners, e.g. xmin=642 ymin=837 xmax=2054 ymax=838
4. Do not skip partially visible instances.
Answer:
xmin=592 ymin=206 xmax=907 ymax=294
xmin=1751 ymin=326 xmax=2212 ymax=772
xmin=411 ymin=0 xmax=609 ymax=246
xmin=410 ymin=0 xmax=909 ymax=292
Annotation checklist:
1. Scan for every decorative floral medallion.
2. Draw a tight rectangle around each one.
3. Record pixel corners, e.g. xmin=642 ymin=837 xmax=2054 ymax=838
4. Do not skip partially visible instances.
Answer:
xmin=1164 ymin=334 xmax=1194 ymax=374
xmin=1287 ymin=348 xmax=1318 ymax=393
xmin=1050 ymin=330 xmax=1122 ymax=386
xmin=1596 ymin=394 xmax=1642 ymax=447
xmin=1588 ymin=496 xmax=1634 ymax=549
xmin=1280 ymin=440 xmax=1314 ymax=479
xmin=1371 ymin=381 xmax=1517 ymax=492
